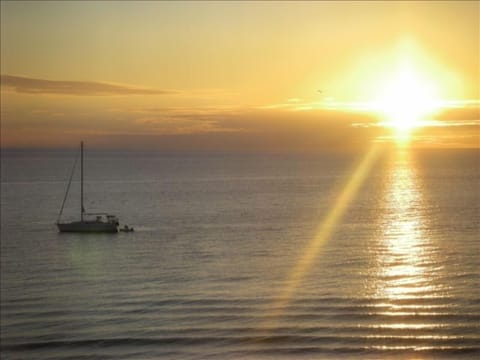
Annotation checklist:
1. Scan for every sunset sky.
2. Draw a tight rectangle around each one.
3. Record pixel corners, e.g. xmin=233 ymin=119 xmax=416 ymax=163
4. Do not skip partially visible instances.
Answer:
xmin=1 ymin=1 xmax=478 ymax=152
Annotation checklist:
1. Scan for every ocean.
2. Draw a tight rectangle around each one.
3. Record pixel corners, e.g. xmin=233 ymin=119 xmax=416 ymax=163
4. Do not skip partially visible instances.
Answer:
xmin=1 ymin=147 xmax=479 ymax=359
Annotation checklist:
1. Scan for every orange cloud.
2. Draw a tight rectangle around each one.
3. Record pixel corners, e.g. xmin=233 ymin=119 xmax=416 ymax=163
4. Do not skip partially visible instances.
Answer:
xmin=2 ymin=93 xmax=478 ymax=150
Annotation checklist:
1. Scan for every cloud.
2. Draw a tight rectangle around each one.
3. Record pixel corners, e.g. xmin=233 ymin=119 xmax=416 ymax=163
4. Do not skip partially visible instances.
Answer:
xmin=434 ymin=101 xmax=480 ymax=125
xmin=2 ymin=92 xmax=478 ymax=150
xmin=117 ymin=106 xmax=383 ymax=152
xmin=0 ymin=74 xmax=176 ymax=96
xmin=1 ymin=101 xmax=383 ymax=151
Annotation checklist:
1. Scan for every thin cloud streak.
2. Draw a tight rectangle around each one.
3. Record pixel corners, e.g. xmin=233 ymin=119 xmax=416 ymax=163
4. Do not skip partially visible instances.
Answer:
xmin=1 ymin=103 xmax=382 ymax=151
xmin=0 ymin=75 xmax=177 ymax=96
xmin=2 ymin=94 xmax=478 ymax=149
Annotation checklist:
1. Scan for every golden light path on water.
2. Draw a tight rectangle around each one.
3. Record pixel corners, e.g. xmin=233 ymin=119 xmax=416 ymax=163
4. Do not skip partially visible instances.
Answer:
xmin=374 ymin=149 xmax=439 ymax=301
xmin=263 ymin=139 xmax=442 ymax=334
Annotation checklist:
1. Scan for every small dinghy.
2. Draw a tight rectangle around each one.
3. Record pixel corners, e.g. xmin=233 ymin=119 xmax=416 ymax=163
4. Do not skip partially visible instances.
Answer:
xmin=120 ymin=225 xmax=134 ymax=232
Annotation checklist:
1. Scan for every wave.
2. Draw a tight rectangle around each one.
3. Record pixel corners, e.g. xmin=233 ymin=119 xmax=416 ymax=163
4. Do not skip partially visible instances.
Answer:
xmin=3 ymin=336 xmax=479 ymax=360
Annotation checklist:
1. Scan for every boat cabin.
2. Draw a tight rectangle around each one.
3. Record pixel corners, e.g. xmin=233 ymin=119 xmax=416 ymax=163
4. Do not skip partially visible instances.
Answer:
xmin=86 ymin=213 xmax=119 ymax=225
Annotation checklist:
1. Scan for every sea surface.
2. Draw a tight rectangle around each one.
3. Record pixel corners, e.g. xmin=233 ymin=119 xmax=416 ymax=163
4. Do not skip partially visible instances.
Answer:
xmin=1 ymin=147 xmax=479 ymax=359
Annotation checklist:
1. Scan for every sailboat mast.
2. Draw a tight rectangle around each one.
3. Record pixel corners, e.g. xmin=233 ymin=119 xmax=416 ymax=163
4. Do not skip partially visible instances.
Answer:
xmin=81 ymin=141 xmax=84 ymax=222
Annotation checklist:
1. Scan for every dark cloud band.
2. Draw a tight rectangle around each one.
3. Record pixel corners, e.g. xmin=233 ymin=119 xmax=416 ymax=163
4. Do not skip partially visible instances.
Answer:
xmin=0 ymin=75 xmax=175 ymax=96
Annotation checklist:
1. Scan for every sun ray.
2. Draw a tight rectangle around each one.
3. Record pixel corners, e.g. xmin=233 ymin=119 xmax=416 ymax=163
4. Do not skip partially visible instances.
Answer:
xmin=262 ymin=143 xmax=383 ymax=330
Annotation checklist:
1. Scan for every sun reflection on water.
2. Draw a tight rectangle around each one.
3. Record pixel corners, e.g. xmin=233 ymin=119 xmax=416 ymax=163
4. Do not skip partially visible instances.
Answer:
xmin=375 ymin=149 xmax=438 ymax=300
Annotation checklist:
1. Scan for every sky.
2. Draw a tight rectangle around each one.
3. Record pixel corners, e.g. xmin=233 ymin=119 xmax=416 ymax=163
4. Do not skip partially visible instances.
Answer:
xmin=1 ymin=1 xmax=479 ymax=152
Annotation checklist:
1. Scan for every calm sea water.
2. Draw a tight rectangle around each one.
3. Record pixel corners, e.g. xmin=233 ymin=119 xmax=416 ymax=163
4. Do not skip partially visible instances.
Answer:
xmin=1 ymin=148 xmax=479 ymax=359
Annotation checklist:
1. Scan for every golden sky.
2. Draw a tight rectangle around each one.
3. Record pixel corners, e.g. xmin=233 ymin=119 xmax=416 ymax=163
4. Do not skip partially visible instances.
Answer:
xmin=1 ymin=1 xmax=478 ymax=151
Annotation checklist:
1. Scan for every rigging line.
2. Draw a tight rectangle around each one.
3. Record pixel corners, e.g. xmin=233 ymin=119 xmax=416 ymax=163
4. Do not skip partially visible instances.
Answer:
xmin=56 ymin=146 xmax=81 ymax=223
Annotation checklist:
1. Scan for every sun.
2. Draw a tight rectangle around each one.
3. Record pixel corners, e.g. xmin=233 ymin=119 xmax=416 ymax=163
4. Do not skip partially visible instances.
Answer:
xmin=372 ymin=60 xmax=441 ymax=142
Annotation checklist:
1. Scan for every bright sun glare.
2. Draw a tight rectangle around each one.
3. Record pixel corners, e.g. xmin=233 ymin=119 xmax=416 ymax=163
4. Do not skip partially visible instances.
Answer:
xmin=373 ymin=60 xmax=441 ymax=142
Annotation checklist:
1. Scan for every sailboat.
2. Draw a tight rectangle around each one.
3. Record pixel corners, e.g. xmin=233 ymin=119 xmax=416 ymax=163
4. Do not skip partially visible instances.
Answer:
xmin=56 ymin=141 xmax=119 ymax=233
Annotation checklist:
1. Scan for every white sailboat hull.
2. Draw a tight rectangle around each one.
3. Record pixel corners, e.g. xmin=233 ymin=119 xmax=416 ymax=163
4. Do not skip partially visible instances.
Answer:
xmin=57 ymin=221 xmax=118 ymax=233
